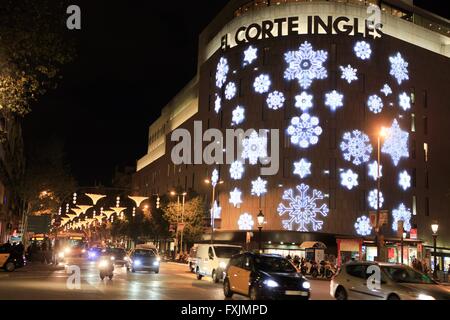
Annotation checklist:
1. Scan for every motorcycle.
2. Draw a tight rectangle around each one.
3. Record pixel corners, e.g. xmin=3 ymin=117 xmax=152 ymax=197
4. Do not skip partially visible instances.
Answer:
xmin=98 ymin=255 xmax=115 ymax=280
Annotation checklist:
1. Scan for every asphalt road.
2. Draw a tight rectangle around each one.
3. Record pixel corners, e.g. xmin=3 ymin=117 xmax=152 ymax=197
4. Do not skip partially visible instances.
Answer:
xmin=0 ymin=258 xmax=333 ymax=300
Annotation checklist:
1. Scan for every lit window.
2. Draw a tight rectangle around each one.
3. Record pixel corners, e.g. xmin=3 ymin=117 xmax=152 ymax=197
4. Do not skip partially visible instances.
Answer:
xmin=423 ymin=143 xmax=429 ymax=162
xmin=411 ymin=113 xmax=416 ymax=132
xmin=412 ymin=196 xmax=417 ymax=215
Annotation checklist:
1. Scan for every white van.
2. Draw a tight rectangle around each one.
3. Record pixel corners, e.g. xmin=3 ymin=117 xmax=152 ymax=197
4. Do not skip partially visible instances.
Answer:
xmin=195 ymin=244 xmax=242 ymax=283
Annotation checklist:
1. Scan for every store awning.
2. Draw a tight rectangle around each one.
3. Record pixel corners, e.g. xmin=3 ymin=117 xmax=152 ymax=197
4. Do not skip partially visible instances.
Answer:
xmin=299 ymin=241 xmax=327 ymax=249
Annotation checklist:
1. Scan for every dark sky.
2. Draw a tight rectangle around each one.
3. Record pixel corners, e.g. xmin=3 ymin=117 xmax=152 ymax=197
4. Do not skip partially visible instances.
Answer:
xmin=22 ymin=0 xmax=448 ymax=187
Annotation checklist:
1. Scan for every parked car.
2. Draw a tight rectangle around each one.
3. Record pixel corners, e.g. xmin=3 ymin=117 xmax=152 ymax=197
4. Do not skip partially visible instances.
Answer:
xmin=188 ymin=245 xmax=198 ymax=273
xmin=223 ymin=252 xmax=311 ymax=300
xmin=126 ymin=248 xmax=160 ymax=273
xmin=195 ymin=244 xmax=242 ymax=283
xmin=0 ymin=245 xmax=26 ymax=272
xmin=330 ymin=261 xmax=450 ymax=300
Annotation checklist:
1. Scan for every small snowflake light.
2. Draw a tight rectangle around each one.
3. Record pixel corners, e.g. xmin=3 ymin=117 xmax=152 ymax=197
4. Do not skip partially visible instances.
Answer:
xmin=368 ymin=160 xmax=382 ymax=181
xmin=287 ymin=113 xmax=323 ymax=148
xmin=389 ymin=52 xmax=409 ymax=85
xmin=340 ymin=130 xmax=373 ymax=165
xmin=251 ymin=177 xmax=267 ymax=197
xmin=214 ymin=94 xmax=221 ymax=113
xmin=229 ymin=160 xmax=244 ymax=180
xmin=325 ymin=90 xmax=344 ymax=111
xmin=354 ymin=215 xmax=372 ymax=236
xmin=243 ymin=45 xmax=258 ymax=66
xmin=382 ymin=119 xmax=409 ymax=166
xmin=398 ymin=92 xmax=411 ymax=111
xmin=211 ymin=168 xmax=219 ymax=188
xmin=231 ymin=106 xmax=245 ymax=125
xmin=266 ymin=91 xmax=285 ymax=110
xmin=340 ymin=65 xmax=358 ymax=83
xmin=215 ymin=57 xmax=229 ymax=88
xmin=293 ymin=158 xmax=312 ymax=179
xmin=254 ymin=74 xmax=271 ymax=94
xmin=398 ymin=170 xmax=411 ymax=191
xmin=225 ymin=82 xmax=237 ymax=100
xmin=242 ymin=131 xmax=267 ymax=165
xmin=277 ymin=183 xmax=329 ymax=232
xmin=295 ymin=92 xmax=313 ymax=112
xmin=368 ymin=189 xmax=384 ymax=210
xmin=367 ymin=94 xmax=383 ymax=114
xmin=238 ymin=213 xmax=254 ymax=230
xmin=284 ymin=41 xmax=328 ymax=89
xmin=229 ymin=187 xmax=242 ymax=207
xmin=354 ymin=41 xmax=372 ymax=60
xmin=380 ymin=84 xmax=392 ymax=96
xmin=392 ymin=203 xmax=412 ymax=232
xmin=340 ymin=169 xmax=359 ymax=190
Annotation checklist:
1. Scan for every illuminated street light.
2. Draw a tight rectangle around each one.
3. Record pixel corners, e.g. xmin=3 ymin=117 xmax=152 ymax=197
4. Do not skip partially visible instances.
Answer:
xmin=431 ymin=222 xmax=439 ymax=279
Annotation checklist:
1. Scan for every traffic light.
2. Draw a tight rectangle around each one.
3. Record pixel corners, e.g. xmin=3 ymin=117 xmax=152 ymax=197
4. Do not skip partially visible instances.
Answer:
xmin=156 ymin=196 xmax=160 ymax=209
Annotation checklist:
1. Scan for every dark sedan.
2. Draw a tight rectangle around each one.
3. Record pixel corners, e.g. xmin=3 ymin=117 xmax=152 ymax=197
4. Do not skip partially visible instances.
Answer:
xmin=107 ymin=247 xmax=128 ymax=266
xmin=126 ymin=248 xmax=160 ymax=273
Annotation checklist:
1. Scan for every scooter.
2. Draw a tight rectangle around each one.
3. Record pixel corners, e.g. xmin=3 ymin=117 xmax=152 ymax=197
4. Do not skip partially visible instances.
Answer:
xmin=98 ymin=256 xmax=114 ymax=280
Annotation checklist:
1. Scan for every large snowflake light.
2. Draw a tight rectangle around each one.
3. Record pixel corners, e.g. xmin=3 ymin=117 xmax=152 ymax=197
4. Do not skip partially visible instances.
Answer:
xmin=238 ymin=213 xmax=254 ymax=230
xmin=368 ymin=160 xmax=382 ymax=181
xmin=382 ymin=119 xmax=409 ymax=166
xmin=392 ymin=203 xmax=412 ymax=232
xmin=368 ymin=189 xmax=384 ymax=210
xmin=225 ymin=82 xmax=237 ymax=100
xmin=243 ymin=45 xmax=258 ymax=66
xmin=215 ymin=57 xmax=229 ymax=88
xmin=242 ymin=131 xmax=267 ymax=165
xmin=231 ymin=106 xmax=245 ymax=125
xmin=214 ymin=94 xmax=221 ymax=113
xmin=251 ymin=177 xmax=267 ymax=197
xmin=340 ymin=169 xmax=359 ymax=190
xmin=380 ymin=84 xmax=392 ymax=96
xmin=367 ymin=94 xmax=383 ymax=114
xmin=284 ymin=41 xmax=328 ymax=89
xmin=389 ymin=52 xmax=409 ymax=85
xmin=340 ymin=130 xmax=373 ymax=165
xmin=340 ymin=65 xmax=358 ymax=83
xmin=266 ymin=91 xmax=285 ymax=110
xmin=354 ymin=41 xmax=372 ymax=60
xmin=325 ymin=90 xmax=344 ymax=111
xmin=277 ymin=183 xmax=329 ymax=232
xmin=287 ymin=113 xmax=323 ymax=148
xmin=295 ymin=92 xmax=313 ymax=112
xmin=229 ymin=160 xmax=244 ymax=180
xmin=229 ymin=188 xmax=242 ymax=207
xmin=293 ymin=158 xmax=312 ymax=179
xmin=254 ymin=74 xmax=271 ymax=94
xmin=398 ymin=170 xmax=411 ymax=190
xmin=398 ymin=92 xmax=411 ymax=111
xmin=354 ymin=215 xmax=372 ymax=236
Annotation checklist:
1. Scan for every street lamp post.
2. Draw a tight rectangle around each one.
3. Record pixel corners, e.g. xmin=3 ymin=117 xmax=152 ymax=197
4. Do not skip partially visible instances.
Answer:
xmin=375 ymin=128 xmax=386 ymax=262
xmin=257 ymin=210 xmax=265 ymax=253
xmin=205 ymin=169 xmax=223 ymax=244
xmin=431 ymin=222 xmax=439 ymax=279
xmin=170 ymin=191 xmax=187 ymax=257
xmin=400 ymin=230 xmax=406 ymax=265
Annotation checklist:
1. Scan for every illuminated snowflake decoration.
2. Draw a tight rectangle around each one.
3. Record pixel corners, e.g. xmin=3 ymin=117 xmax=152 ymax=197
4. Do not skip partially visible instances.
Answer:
xmin=211 ymin=200 xmax=222 ymax=219
xmin=224 ymin=82 xmax=237 ymax=100
xmin=340 ymin=130 xmax=373 ymax=165
xmin=215 ymin=57 xmax=229 ymax=88
xmin=340 ymin=169 xmax=359 ymax=190
xmin=389 ymin=52 xmax=409 ymax=85
xmin=367 ymin=94 xmax=383 ymax=114
xmin=398 ymin=170 xmax=411 ymax=191
xmin=251 ymin=177 xmax=267 ymax=197
xmin=242 ymin=131 xmax=267 ymax=165
xmin=238 ymin=213 xmax=254 ymax=230
xmin=277 ymin=183 xmax=329 ymax=232
xmin=229 ymin=160 xmax=244 ymax=180
xmin=243 ymin=45 xmax=258 ymax=66
xmin=398 ymin=92 xmax=411 ymax=111
xmin=392 ymin=203 xmax=412 ymax=232
xmin=354 ymin=216 xmax=372 ymax=236
xmin=368 ymin=189 xmax=384 ymax=210
xmin=325 ymin=90 xmax=344 ymax=111
xmin=368 ymin=160 xmax=382 ymax=181
xmin=266 ymin=91 xmax=285 ymax=110
xmin=340 ymin=65 xmax=358 ymax=83
xmin=295 ymin=92 xmax=313 ymax=112
xmin=287 ymin=113 xmax=323 ymax=148
xmin=293 ymin=158 xmax=312 ymax=179
xmin=231 ymin=106 xmax=245 ymax=125
xmin=354 ymin=41 xmax=372 ymax=60
xmin=211 ymin=168 xmax=219 ymax=187
xmin=253 ymin=74 xmax=271 ymax=94
xmin=284 ymin=41 xmax=328 ymax=90
xmin=229 ymin=188 xmax=242 ymax=207
xmin=380 ymin=84 xmax=392 ymax=96
xmin=382 ymin=119 xmax=409 ymax=166
xmin=214 ymin=94 xmax=221 ymax=113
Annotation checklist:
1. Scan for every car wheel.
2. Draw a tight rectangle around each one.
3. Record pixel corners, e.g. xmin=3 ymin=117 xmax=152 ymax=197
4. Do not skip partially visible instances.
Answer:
xmin=4 ymin=261 xmax=15 ymax=272
xmin=100 ymin=274 xmax=105 ymax=280
xmin=196 ymin=268 xmax=203 ymax=280
xmin=155 ymin=269 xmax=159 ymax=274
xmin=223 ymin=279 xmax=233 ymax=298
xmin=131 ymin=268 xmax=136 ymax=273
xmin=335 ymin=286 xmax=348 ymax=300
xmin=387 ymin=294 xmax=400 ymax=300
xmin=108 ymin=275 xmax=113 ymax=280
xmin=249 ymin=285 xmax=260 ymax=301
xmin=212 ymin=269 xmax=219 ymax=283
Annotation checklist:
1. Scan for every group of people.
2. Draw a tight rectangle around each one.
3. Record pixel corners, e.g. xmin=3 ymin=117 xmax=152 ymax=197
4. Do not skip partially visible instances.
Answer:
xmin=411 ymin=257 xmax=430 ymax=274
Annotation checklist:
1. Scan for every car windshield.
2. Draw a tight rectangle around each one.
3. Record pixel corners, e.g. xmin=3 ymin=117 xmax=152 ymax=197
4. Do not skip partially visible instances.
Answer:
xmin=382 ymin=266 xmax=436 ymax=284
xmin=214 ymin=246 xmax=241 ymax=258
xmin=254 ymin=256 xmax=297 ymax=273
xmin=110 ymin=248 xmax=126 ymax=256
xmin=134 ymin=249 xmax=155 ymax=257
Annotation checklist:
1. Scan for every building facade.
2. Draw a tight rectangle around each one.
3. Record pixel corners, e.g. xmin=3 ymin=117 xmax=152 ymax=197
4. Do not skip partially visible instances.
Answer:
xmin=133 ymin=0 xmax=450 ymax=269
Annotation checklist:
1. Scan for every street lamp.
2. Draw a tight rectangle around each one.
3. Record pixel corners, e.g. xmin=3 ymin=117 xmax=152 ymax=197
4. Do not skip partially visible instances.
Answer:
xmin=205 ymin=169 xmax=223 ymax=244
xmin=257 ymin=210 xmax=265 ymax=253
xmin=400 ymin=230 xmax=406 ymax=265
xmin=431 ymin=222 xmax=439 ymax=279
xmin=375 ymin=127 xmax=387 ymax=262
xmin=170 ymin=191 xmax=187 ymax=257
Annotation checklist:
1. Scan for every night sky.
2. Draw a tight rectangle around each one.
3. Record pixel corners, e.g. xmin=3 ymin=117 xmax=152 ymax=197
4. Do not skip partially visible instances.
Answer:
xmin=22 ymin=1 xmax=449 ymax=187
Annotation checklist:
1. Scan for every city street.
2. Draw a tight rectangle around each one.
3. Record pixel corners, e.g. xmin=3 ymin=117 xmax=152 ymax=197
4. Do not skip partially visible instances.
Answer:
xmin=0 ymin=258 xmax=332 ymax=300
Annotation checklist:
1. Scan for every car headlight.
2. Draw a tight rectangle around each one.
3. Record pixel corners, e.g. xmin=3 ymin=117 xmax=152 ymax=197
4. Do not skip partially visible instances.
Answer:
xmin=263 ymin=279 xmax=279 ymax=288
xmin=134 ymin=260 xmax=141 ymax=266
xmin=110 ymin=256 xmax=115 ymax=261
xmin=88 ymin=252 xmax=97 ymax=258
xmin=58 ymin=252 xmax=65 ymax=259
xmin=124 ymin=256 xmax=129 ymax=261
xmin=417 ymin=293 xmax=435 ymax=300
xmin=81 ymin=249 xmax=86 ymax=253
xmin=153 ymin=261 xmax=160 ymax=266
xmin=64 ymin=247 xmax=71 ymax=254
xmin=302 ymin=281 xmax=311 ymax=290
xmin=219 ymin=262 xmax=227 ymax=269
xmin=99 ymin=260 xmax=108 ymax=268
xmin=156 ymin=257 xmax=161 ymax=262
